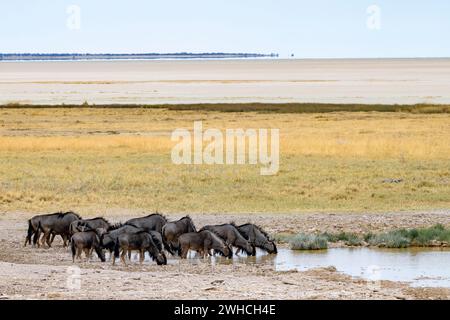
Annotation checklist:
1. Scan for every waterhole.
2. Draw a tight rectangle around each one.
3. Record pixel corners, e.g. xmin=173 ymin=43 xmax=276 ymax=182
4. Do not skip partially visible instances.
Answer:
xmin=132 ymin=247 xmax=450 ymax=288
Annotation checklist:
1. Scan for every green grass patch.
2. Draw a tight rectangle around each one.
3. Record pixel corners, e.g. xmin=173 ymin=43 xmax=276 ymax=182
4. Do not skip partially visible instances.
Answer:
xmin=321 ymin=231 xmax=363 ymax=246
xmin=367 ymin=231 xmax=411 ymax=248
xmin=289 ymin=234 xmax=328 ymax=250
xmin=2 ymin=103 xmax=450 ymax=114
xmin=298 ymin=224 xmax=450 ymax=248
xmin=272 ymin=233 xmax=295 ymax=243
xmin=366 ymin=224 xmax=450 ymax=248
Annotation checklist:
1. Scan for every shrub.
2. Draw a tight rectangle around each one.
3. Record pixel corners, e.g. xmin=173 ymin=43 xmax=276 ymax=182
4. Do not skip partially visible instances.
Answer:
xmin=368 ymin=231 xmax=410 ymax=248
xmin=320 ymin=232 xmax=363 ymax=246
xmin=290 ymin=234 xmax=328 ymax=250
xmin=410 ymin=224 xmax=450 ymax=246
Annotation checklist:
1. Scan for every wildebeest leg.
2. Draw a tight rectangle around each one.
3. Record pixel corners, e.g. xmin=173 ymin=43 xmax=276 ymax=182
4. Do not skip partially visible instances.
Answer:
xmin=84 ymin=248 xmax=90 ymax=262
xmin=33 ymin=229 xmax=41 ymax=247
xmin=61 ymin=234 xmax=68 ymax=247
xmin=24 ymin=232 xmax=32 ymax=247
xmin=71 ymin=244 xmax=76 ymax=263
xmin=44 ymin=232 xmax=52 ymax=248
xmin=76 ymin=247 xmax=82 ymax=261
xmin=49 ymin=233 xmax=56 ymax=245
xmin=127 ymin=250 xmax=132 ymax=261
xmin=120 ymin=249 xmax=127 ymax=266
xmin=40 ymin=232 xmax=47 ymax=247
xmin=139 ymin=249 xmax=144 ymax=265
xmin=235 ymin=248 xmax=241 ymax=255
xmin=180 ymin=246 xmax=188 ymax=259
xmin=39 ymin=232 xmax=47 ymax=247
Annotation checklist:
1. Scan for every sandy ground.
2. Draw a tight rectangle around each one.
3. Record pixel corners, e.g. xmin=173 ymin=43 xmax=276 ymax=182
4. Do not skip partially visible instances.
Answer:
xmin=1 ymin=58 xmax=450 ymax=105
xmin=0 ymin=210 xmax=449 ymax=300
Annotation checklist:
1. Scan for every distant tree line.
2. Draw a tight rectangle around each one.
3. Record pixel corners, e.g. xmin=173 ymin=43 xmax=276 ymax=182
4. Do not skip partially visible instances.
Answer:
xmin=0 ymin=52 xmax=279 ymax=61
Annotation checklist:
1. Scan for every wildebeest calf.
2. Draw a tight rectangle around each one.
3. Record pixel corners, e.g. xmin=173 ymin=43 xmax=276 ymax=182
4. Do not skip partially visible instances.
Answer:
xmin=71 ymin=229 xmax=105 ymax=262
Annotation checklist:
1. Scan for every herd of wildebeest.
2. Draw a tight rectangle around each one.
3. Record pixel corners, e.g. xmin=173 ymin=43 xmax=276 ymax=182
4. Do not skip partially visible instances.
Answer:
xmin=24 ymin=212 xmax=278 ymax=266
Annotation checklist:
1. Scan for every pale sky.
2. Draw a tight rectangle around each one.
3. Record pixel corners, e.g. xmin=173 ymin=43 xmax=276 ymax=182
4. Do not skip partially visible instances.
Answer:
xmin=1 ymin=0 xmax=449 ymax=58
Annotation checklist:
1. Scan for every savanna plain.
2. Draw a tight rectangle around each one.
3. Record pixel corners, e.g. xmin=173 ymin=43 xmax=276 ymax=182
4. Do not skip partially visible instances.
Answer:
xmin=0 ymin=106 xmax=449 ymax=299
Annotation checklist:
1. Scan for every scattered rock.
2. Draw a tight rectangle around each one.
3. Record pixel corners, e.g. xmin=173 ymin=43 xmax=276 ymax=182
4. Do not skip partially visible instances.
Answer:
xmin=382 ymin=178 xmax=403 ymax=184
xmin=203 ymin=287 xmax=217 ymax=291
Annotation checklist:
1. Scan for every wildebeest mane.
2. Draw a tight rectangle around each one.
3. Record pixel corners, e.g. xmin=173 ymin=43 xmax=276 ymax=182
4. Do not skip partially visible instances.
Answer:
xmin=144 ymin=212 xmax=168 ymax=220
xmin=202 ymin=222 xmax=237 ymax=228
xmin=199 ymin=228 xmax=223 ymax=241
xmin=179 ymin=216 xmax=196 ymax=229
xmin=85 ymin=216 xmax=110 ymax=224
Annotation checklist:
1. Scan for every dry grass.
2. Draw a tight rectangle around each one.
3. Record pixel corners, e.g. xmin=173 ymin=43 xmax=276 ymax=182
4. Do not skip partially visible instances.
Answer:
xmin=0 ymin=108 xmax=449 ymax=214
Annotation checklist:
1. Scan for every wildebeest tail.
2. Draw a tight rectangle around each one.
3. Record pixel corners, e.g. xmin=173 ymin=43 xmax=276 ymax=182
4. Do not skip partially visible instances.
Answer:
xmin=161 ymin=225 xmax=175 ymax=255
xmin=113 ymin=240 xmax=120 ymax=258
xmin=26 ymin=219 xmax=33 ymax=245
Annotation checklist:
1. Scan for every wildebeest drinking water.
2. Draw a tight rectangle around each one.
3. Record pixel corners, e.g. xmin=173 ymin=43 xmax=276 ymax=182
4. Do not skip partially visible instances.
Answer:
xmin=200 ymin=223 xmax=255 ymax=256
xmin=162 ymin=216 xmax=197 ymax=254
xmin=69 ymin=217 xmax=111 ymax=236
xmin=178 ymin=230 xmax=232 ymax=259
xmin=236 ymin=223 xmax=277 ymax=254
xmin=114 ymin=230 xmax=167 ymax=266
xmin=71 ymin=228 xmax=106 ymax=262
xmin=25 ymin=211 xmax=81 ymax=248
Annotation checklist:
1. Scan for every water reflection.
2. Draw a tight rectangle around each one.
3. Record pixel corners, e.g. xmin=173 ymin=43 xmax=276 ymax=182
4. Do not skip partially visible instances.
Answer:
xmin=274 ymin=247 xmax=450 ymax=288
xmin=134 ymin=247 xmax=450 ymax=288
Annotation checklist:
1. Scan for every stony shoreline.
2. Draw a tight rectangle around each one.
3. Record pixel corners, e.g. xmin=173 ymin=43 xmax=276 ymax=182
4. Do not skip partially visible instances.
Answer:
xmin=1 ymin=210 xmax=449 ymax=299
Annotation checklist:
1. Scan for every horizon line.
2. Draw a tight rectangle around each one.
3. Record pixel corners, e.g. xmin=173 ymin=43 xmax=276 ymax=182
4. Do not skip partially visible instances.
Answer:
xmin=0 ymin=53 xmax=449 ymax=60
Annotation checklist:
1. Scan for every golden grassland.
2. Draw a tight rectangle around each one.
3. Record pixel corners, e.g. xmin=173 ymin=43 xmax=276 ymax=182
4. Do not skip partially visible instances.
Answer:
xmin=0 ymin=107 xmax=449 ymax=214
